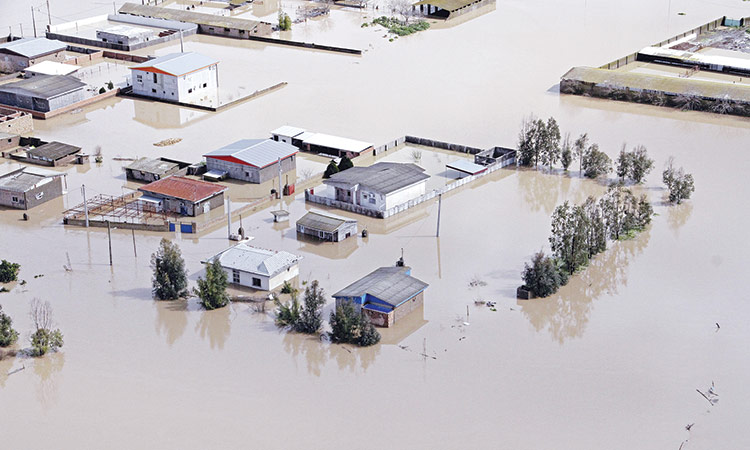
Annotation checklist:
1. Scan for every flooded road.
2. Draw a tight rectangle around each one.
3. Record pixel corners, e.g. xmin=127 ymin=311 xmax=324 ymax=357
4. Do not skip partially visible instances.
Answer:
xmin=2 ymin=0 xmax=750 ymax=449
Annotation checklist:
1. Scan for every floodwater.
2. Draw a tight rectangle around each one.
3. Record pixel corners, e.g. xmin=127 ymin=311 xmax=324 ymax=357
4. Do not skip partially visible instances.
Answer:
xmin=2 ymin=0 xmax=750 ymax=449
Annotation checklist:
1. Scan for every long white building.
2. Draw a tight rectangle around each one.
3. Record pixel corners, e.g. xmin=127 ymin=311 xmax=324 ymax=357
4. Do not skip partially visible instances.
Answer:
xmin=129 ymin=52 xmax=219 ymax=104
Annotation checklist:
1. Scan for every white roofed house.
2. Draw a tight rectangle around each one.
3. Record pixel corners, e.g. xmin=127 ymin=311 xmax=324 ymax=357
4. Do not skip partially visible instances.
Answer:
xmin=129 ymin=52 xmax=219 ymax=105
xmin=204 ymin=243 xmax=302 ymax=291
xmin=203 ymin=139 xmax=298 ymax=184
xmin=0 ymin=38 xmax=67 ymax=73
xmin=270 ymin=125 xmax=307 ymax=146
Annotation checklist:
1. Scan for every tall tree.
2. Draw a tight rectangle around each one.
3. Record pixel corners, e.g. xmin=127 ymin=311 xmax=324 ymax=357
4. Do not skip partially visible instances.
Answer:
xmin=560 ymin=132 xmax=573 ymax=171
xmin=541 ymin=117 xmax=561 ymax=170
xmin=517 ymin=115 xmax=537 ymax=167
xmin=151 ymin=239 xmax=189 ymax=300
xmin=582 ymin=143 xmax=612 ymax=179
xmin=522 ymin=251 xmax=568 ymax=297
xmin=0 ymin=305 xmax=18 ymax=347
xmin=0 ymin=260 xmax=20 ymax=283
xmin=195 ymin=261 xmax=230 ymax=310
xmin=663 ymin=158 xmax=695 ymax=204
xmin=582 ymin=196 xmax=607 ymax=257
xmin=549 ymin=202 xmax=588 ymax=274
xmin=295 ymin=280 xmax=326 ymax=334
xmin=323 ymin=160 xmax=339 ymax=179
xmin=28 ymin=298 xmax=63 ymax=357
xmin=338 ymin=155 xmax=354 ymax=171
xmin=629 ymin=145 xmax=654 ymax=184
xmin=615 ymin=143 xmax=631 ymax=181
xmin=573 ymin=133 xmax=589 ymax=176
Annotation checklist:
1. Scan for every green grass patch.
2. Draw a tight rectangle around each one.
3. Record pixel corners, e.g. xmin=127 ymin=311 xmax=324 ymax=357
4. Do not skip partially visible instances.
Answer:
xmin=372 ymin=16 xmax=430 ymax=36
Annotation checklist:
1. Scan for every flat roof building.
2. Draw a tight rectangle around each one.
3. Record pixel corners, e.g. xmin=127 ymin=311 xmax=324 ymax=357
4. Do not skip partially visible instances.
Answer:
xmin=130 ymin=52 xmax=219 ymax=105
xmin=412 ymin=0 xmax=494 ymax=19
xmin=0 ymin=38 xmax=67 ymax=73
xmin=23 ymin=60 xmax=79 ymax=77
xmin=271 ymin=125 xmax=307 ymax=145
xmin=203 ymin=139 xmax=297 ymax=184
xmin=138 ymin=176 xmax=226 ymax=216
xmin=124 ymin=157 xmax=189 ymax=182
xmin=296 ymin=210 xmax=357 ymax=242
xmin=97 ymin=25 xmax=155 ymax=46
xmin=301 ymin=133 xmax=374 ymax=159
xmin=26 ymin=141 xmax=82 ymax=166
xmin=204 ymin=242 xmax=302 ymax=291
xmin=0 ymin=74 xmax=86 ymax=113
xmin=0 ymin=166 xmax=65 ymax=209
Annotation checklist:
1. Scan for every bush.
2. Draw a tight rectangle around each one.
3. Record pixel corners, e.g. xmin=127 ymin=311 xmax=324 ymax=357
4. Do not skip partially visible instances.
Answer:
xmin=372 ymin=16 xmax=429 ymax=36
xmin=30 ymin=328 xmax=64 ymax=357
xmin=280 ymin=280 xmax=297 ymax=295
xmin=338 ymin=155 xmax=354 ymax=171
xmin=329 ymin=301 xmax=381 ymax=347
xmin=151 ymin=239 xmax=189 ymax=300
xmin=323 ymin=160 xmax=339 ymax=179
xmin=0 ymin=260 xmax=20 ymax=283
xmin=98 ymin=87 xmax=106 ymax=94
xmin=107 ymin=81 xmax=114 ymax=90
xmin=195 ymin=261 xmax=230 ymax=310
xmin=278 ymin=12 xmax=292 ymax=31
xmin=275 ymin=280 xmax=326 ymax=334
xmin=522 ymin=251 xmax=568 ymax=298
xmin=275 ymin=294 xmax=301 ymax=328
xmin=0 ymin=305 xmax=19 ymax=347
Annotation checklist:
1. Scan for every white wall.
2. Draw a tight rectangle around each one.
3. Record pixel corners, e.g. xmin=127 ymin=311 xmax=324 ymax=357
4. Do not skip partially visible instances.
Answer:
xmin=222 ymin=262 xmax=299 ymax=292
xmin=131 ymin=64 xmax=218 ymax=103
xmin=385 ymin=180 xmax=427 ymax=210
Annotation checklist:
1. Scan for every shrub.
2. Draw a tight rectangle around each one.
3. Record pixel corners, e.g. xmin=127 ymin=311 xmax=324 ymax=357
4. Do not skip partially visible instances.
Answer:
xmin=151 ymin=239 xmax=189 ymax=300
xmin=323 ymin=160 xmax=339 ymax=179
xmin=0 ymin=305 xmax=19 ymax=347
xmin=30 ymin=328 xmax=64 ymax=357
xmin=338 ymin=155 xmax=354 ymax=171
xmin=195 ymin=261 xmax=230 ymax=310
xmin=275 ymin=294 xmax=301 ymax=328
xmin=329 ymin=301 xmax=381 ymax=347
xmin=521 ymin=251 xmax=568 ymax=298
xmin=0 ymin=260 xmax=20 ymax=283
xmin=98 ymin=87 xmax=106 ymax=94
xmin=275 ymin=280 xmax=326 ymax=334
xmin=107 ymin=81 xmax=114 ymax=90
xmin=280 ymin=280 xmax=297 ymax=295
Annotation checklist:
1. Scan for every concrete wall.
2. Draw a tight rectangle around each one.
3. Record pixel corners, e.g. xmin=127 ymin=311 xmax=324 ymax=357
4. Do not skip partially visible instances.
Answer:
xmin=0 ymin=50 xmax=66 ymax=74
xmin=0 ymin=175 xmax=62 ymax=209
xmin=0 ymin=109 xmax=33 ymax=135
xmin=393 ymin=291 xmax=424 ymax=325
xmin=384 ymin=181 xmax=427 ymax=210
xmin=0 ymin=87 xmax=86 ymax=113
xmin=0 ymin=133 xmax=20 ymax=151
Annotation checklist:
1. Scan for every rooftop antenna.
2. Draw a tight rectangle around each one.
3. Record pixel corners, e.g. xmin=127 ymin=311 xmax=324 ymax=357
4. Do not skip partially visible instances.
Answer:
xmin=179 ymin=29 xmax=184 ymax=53
xmin=46 ymin=0 xmax=51 ymax=26
xmin=396 ymin=248 xmax=404 ymax=267
xmin=31 ymin=7 xmax=37 ymax=38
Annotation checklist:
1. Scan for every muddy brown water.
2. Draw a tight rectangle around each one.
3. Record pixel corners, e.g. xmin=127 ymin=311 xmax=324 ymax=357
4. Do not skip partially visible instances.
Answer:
xmin=1 ymin=0 xmax=750 ymax=449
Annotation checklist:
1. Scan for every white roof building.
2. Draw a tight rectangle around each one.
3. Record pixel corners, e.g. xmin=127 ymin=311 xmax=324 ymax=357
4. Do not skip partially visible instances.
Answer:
xmin=204 ymin=243 xmax=302 ymax=291
xmin=24 ymin=61 xmax=79 ymax=77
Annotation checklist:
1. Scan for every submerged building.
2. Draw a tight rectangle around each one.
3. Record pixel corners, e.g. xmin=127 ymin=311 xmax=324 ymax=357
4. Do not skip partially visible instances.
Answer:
xmin=138 ymin=176 xmax=226 ymax=216
xmin=0 ymin=166 xmax=65 ymax=209
xmin=296 ymin=210 xmax=357 ymax=242
xmin=204 ymin=242 xmax=302 ymax=291
xmin=412 ymin=0 xmax=495 ymax=19
xmin=203 ymin=139 xmax=297 ymax=183
xmin=0 ymin=75 xmax=86 ymax=113
xmin=129 ymin=52 xmax=219 ymax=104
xmin=0 ymin=38 xmax=67 ymax=73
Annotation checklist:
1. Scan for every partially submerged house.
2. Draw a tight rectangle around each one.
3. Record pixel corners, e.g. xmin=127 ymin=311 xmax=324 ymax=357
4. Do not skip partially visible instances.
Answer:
xmin=0 ymin=107 xmax=33 ymax=135
xmin=129 ymin=52 xmax=219 ymax=104
xmin=412 ymin=0 xmax=494 ymax=19
xmin=23 ymin=60 xmax=79 ymax=78
xmin=0 ymin=132 xmax=20 ymax=152
xmin=323 ymin=162 xmax=429 ymax=213
xmin=97 ymin=25 xmax=155 ymax=46
xmin=0 ymin=75 xmax=87 ymax=113
xmin=204 ymin=242 xmax=302 ymax=291
xmin=296 ymin=210 xmax=357 ymax=242
xmin=0 ymin=166 xmax=65 ymax=209
xmin=26 ymin=141 xmax=82 ymax=166
xmin=301 ymin=133 xmax=374 ymax=159
xmin=0 ymin=38 xmax=67 ymax=73
xmin=124 ymin=157 xmax=189 ymax=182
xmin=203 ymin=139 xmax=297 ymax=183
xmin=333 ymin=265 xmax=428 ymax=328
xmin=138 ymin=176 xmax=226 ymax=216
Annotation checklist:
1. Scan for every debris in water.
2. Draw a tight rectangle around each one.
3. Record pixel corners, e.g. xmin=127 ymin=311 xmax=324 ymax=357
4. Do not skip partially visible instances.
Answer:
xmin=685 ymin=423 xmax=694 ymax=431
xmin=696 ymin=381 xmax=719 ymax=406
xmin=153 ymin=138 xmax=182 ymax=147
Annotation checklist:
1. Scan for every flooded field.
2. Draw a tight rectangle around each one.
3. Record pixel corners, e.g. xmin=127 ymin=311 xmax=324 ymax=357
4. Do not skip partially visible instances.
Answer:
xmin=2 ymin=0 xmax=750 ymax=449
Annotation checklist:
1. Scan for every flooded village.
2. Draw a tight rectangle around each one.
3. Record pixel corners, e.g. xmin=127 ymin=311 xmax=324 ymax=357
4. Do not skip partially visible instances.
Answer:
xmin=1 ymin=0 xmax=749 ymax=449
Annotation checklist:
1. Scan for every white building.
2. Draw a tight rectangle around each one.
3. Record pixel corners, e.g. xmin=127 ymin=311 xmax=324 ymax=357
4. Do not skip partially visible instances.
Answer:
xmin=270 ymin=125 xmax=307 ymax=145
xmin=323 ymin=162 xmax=429 ymax=212
xmin=23 ymin=60 xmax=79 ymax=78
xmin=97 ymin=25 xmax=156 ymax=46
xmin=204 ymin=243 xmax=302 ymax=291
xmin=129 ymin=52 xmax=219 ymax=104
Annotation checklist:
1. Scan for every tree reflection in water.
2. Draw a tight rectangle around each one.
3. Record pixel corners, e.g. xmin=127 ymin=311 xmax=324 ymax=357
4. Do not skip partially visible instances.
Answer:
xmin=195 ymin=306 xmax=232 ymax=350
xmin=666 ymin=201 xmax=693 ymax=236
xmin=282 ymin=332 xmax=381 ymax=376
xmin=521 ymin=227 xmax=651 ymax=343
xmin=154 ymin=300 xmax=188 ymax=347
xmin=33 ymin=351 xmax=65 ymax=406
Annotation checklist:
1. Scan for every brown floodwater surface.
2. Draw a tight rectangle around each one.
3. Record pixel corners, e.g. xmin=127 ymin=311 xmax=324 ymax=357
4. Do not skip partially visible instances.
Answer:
xmin=1 ymin=0 xmax=750 ymax=449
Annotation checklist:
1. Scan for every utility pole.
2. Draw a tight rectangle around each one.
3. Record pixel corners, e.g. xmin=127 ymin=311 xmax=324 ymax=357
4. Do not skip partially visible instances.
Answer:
xmin=226 ymin=197 xmax=232 ymax=239
xmin=46 ymin=0 xmax=51 ymax=26
xmin=131 ymin=228 xmax=137 ymax=257
xmin=179 ymin=29 xmax=184 ymax=52
xmin=113 ymin=1 xmax=117 ymax=14
xmin=81 ymin=184 xmax=90 ymax=227
xmin=19 ymin=23 xmax=23 ymax=37
xmin=277 ymin=157 xmax=282 ymax=199
xmin=436 ymin=192 xmax=442 ymax=237
xmin=107 ymin=220 xmax=113 ymax=266
xmin=31 ymin=7 xmax=37 ymax=38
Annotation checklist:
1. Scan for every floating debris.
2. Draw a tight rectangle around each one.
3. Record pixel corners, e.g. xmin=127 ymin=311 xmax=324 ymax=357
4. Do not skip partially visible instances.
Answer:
xmin=153 ymin=138 xmax=182 ymax=147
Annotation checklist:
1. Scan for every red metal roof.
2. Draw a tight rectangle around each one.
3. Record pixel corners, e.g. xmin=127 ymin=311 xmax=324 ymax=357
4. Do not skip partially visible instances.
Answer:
xmin=139 ymin=176 xmax=226 ymax=203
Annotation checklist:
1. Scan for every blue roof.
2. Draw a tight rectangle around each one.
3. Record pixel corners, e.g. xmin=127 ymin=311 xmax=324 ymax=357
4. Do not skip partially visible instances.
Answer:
xmin=333 ymin=266 xmax=428 ymax=308
xmin=0 ymin=38 xmax=66 ymax=58
xmin=364 ymin=303 xmax=393 ymax=313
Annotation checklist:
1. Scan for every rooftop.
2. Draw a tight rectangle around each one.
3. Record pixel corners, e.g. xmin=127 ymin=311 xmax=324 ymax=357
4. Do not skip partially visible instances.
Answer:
xmin=333 ymin=266 xmax=429 ymax=308
xmin=271 ymin=125 xmax=306 ymax=138
xmin=139 ymin=176 xmax=226 ymax=202
xmin=125 ymin=157 xmax=179 ymax=174
xmin=0 ymin=167 xmax=61 ymax=193
xmin=412 ymin=0 xmax=479 ymax=12
xmin=118 ymin=3 xmax=264 ymax=31
xmin=27 ymin=141 xmax=82 ymax=160
xmin=130 ymin=52 xmax=219 ymax=77
xmin=325 ymin=162 xmax=429 ymax=194
xmin=99 ymin=24 xmax=154 ymax=38
xmin=447 ymin=159 xmax=487 ymax=175
xmin=204 ymin=139 xmax=298 ymax=168
xmin=296 ymin=210 xmax=357 ymax=233
xmin=639 ymin=46 xmax=750 ymax=72
xmin=205 ymin=242 xmax=302 ymax=278
xmin=24 ymin=61 xmax=80 ymax=76
xmin=0 ymin=75 xmax=86 ymax=100
xmin=302 ymin=133 xmax=374 ymax=153
xmin=0 ymin=37 xmax=67 ymax=58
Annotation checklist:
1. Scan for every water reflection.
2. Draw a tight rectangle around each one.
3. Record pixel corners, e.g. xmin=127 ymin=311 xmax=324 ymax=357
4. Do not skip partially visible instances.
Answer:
xmin=296 ymin=232 xmax=359 ymax=259
xmin=195 ymin=306 xmax=232 ymax=350
xmin=132 ymin=100 xmax=210 ymax=129
xmin=666 ymin=201 xmax=693 ymax=236
xmin=521 ymin=227 xmax=651 ymax=343
xmin=518 ymin=169 xmax=569 ymax=215
xmin=33 ymin=352 xmax=65 ymax=406
xmin=154 ymin=300 xmax=188 ymax=347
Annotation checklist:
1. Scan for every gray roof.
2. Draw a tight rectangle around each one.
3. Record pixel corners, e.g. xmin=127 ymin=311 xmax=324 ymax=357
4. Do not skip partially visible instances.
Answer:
xmin=324 ymin=162 xmax=429 ymax=195
xmin=0 ymin=75 xmax=86 ymax=100
xmin=206 ymin=243 xmax=301 ymax=277
xmin=204 ymin=139 xmax=298 ymax=168
xmin=333 ymin=266 xmax=429 ymax=307
xmin=271 ymin=125 xmax=306 ymax=138
xmin=296 ymin=210 xmax=356 ymax=233
xmin=0 ymin=168 xmax=59 ymax=193
xmin=27 ymin=141 xmax=81 ymax=160
xmin=125 ymin=157 xmax=179 ymax=174
xmin=131 ymin=52 xmax=218 ymax=77
xmin=0 ymin=38 xmax=66 ymax=58
xmin=119 ymin=3 xmax=264 ymax=31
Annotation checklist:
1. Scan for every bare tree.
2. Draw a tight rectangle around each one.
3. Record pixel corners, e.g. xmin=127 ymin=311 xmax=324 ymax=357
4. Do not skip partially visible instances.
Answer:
xmin=29 ymin=298 xmax=53 ymax=332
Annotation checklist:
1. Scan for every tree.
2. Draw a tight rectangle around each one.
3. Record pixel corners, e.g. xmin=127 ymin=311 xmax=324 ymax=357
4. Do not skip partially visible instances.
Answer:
xmin=582 ymin=143 xmax=612 ymax=179
xmin=329 ymin=301 xmax=381 ymax=346
xmin=560 ymin=132 xmax=573 ymax=171
xmin=540 ymin=116 xmax=561 ymax=170
xmin=278 ymin=12 xmax=292 ymax=31
xmin=615 ymin=143 xmax=631 ymax=181
xmin=0 ymin=305 xmax=19 ymax=347
xmin=549 ymin=201 xmax=589 ymax=274
xmin=357 ymin=315 xmax=381 ymax=346
xmin=151 ymin=239 xmax=189 ymax=300
xmin=107 ymin=81 xmax=114 ymax=90
xmin=573 ymin=133 xmax=589 ymax=176
xmin=629 ymin=145 xmax=654 ymax=184
xmin=521 ymin=251 xmax=568 ymax=297
xmin=29 ymin=298 xmax=63 ymax=357
xmin=338 ymin=155 xmax=354 ymax=171
xmin=195 ymin=261 xmax=230 ymax=310
xmin=275 ymin=292 xmax=301 ymax=328
xmin=582 ymin=196 xmax=607 ymax=257
xmin=295 ymin=280 xmax=326 ymax=334
xmin=0 ymin=260 xmax=20 ymax=283
xmin=517 ymin=115 xmax=537 ymax=167
xmin=323 ymin=160 xmax=339 ymax=179
xmin=599 ymin=184 xmax=652 ymax=239
xmin=663 ymin=158 xmax=695 ymax=204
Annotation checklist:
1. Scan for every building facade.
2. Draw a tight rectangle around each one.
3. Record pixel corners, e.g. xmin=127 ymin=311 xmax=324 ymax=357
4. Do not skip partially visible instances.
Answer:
xmin=296 ymin=210 xmax=357 ymax=242
xmin=0 ymin=167 xmax=64 ymax=210
xmin=0 ymin=75 xmax=86 ymax=113
xmin=0 ymin=38 xmax=67 ymax=73
xmin=204 ymin=139 xmax=297 ymax=184
xmin=130 ymin=52 xmax=219 ymax=104
xmin=205 ymin=243 xmax=302 ymax=291
xmin=138 ymin=176 xmax=226 ymax=216
xmin=0 ymin=107 xmax=33 ymax=135
xmin=97 ymin=25 xmax=155 ymax=46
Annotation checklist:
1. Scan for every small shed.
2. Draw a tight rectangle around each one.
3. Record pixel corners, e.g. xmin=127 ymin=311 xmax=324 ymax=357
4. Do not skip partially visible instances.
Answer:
xmin=270 ymin=210 xmax=290 ymax=222
xmin=0 ymin=166 xmax=64 ymax=209
xmin=446 ymin=159 xmax=487 ymax=177
xmin=296 ymin=210 xmax=357 ymax=242
xmin=138 ymin=176 xmax=226 ymax=216
xmin=124 ymin=157 xmax=189 ymax=182
xmin=26 ymin=141 xmax=82 ymax=166
xmin=23 ymin=61 xmax=80 ymax=77
xmin=333 ymin=266 xmax=428 ymax=328
xmin=204 ymin=242 xmax=302 ymax=291
xmin=203 ymin=139 xmax=297 ymax=184
xmin=270 ymin=125 xmax=307 ymax=146
xmin=97 ymin=25 xmax=155 ymax=46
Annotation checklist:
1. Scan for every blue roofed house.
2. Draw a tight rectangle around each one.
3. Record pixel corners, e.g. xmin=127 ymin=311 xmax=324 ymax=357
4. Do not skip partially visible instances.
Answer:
xmin=333 ymin=265 xmax=428 ymax=328
xmin=203 ymin=139 xmax=298 ymax=183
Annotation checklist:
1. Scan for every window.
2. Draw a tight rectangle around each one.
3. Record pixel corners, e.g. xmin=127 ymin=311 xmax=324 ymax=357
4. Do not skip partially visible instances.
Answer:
xmin=153 ymin=73 xmax=157 ymax=83
xmin=11 ymin=196 xmax=18 ymax=202
xmin=232 ymin=270 xmax=240 ymax=284
xmin=203 ymin=83 xmax=207 ymax=88
xmin=152 ymin=88 xmax=156 ymax=93
xmin=224 ymin=28 xmax=230 ymax=32
xmin=369 ymin=196 xmax=376 ymax=204
xmin=136 ymin=74 xmax=142 ymax=83
xmin=252 ymin=277 xmax=261 ymax=287
xmin=188 ymin=88 xmax=192 ymax=93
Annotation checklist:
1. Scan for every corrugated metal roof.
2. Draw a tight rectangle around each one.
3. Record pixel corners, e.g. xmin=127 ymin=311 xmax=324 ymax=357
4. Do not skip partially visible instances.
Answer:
xmin=0 ymin=38 xmax=67 ymax=58
xmin=271 ymin=125 xmax=306 ymax=138
xmin=296 ymin=210 xmax=356 ymax=233
xmin=119 ymin=3 xmax=264 ymax=31
xmin=204 ymin=139 xmax=298 ymax=168
xmin=27 ymin=141 xmax=81 ymax=160
xmin=0 ymin=168 xmax=58 ymax=193
xmin=206 ymin=243 xmax=301 ymax=277
xmin=0 ymin=75 xmax=86 ymax=100
xmin=139 ymin=176 xmax=226 ymax=202
xmin=302 ymin=133 xmax=373 ymax=153
xmin=324 ymin=162 xmax=429 ymax=195
xmin=24 ymin=61 xmax=79 ymax=76
xmin=333 ymin=266 xmax=428 ymax=308
xmin=130 ymin=52 xmax=218 ymax=77
xmin=125 ymin=157 xmax=178 ymax=174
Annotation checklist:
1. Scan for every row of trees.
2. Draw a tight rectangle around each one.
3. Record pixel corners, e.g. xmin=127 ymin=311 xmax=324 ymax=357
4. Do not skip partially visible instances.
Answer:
xmin=323 ymin=155 xmax=354 ymax=179
xmin=274 ymin=281 xmax=381 ymax=347
xmin=0 ymin=300 xmax=64 ymax=357
xmin=522 ymin=184 xmax=654 ymax=297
